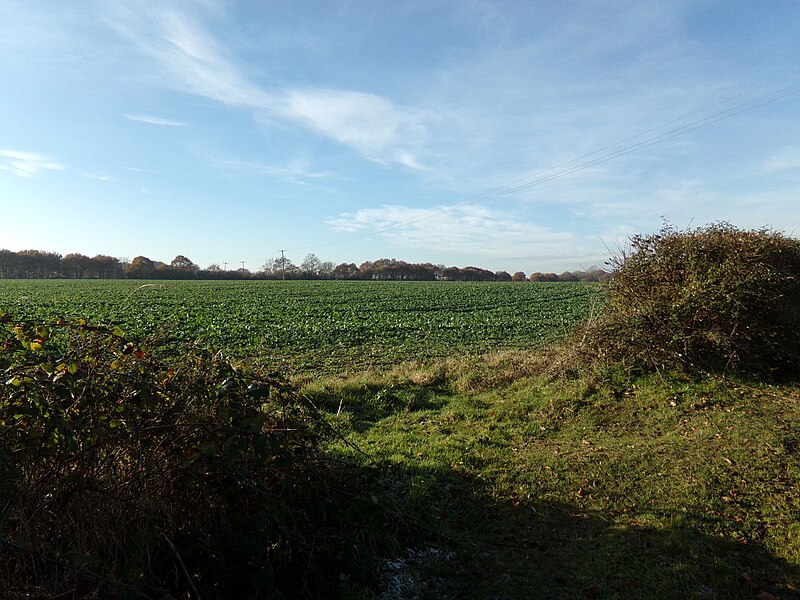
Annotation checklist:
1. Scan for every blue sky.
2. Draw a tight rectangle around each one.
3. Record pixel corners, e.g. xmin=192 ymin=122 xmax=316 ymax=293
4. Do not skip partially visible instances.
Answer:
xmin=1 ymin=1 xmax=799 ymax=273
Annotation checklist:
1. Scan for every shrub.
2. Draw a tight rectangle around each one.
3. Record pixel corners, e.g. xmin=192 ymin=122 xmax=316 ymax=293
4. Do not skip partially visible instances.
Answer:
xmin=571 ymin=223 xmax=800 ymax=379
xmin=0 ymin=314 xmax=396 ymax=598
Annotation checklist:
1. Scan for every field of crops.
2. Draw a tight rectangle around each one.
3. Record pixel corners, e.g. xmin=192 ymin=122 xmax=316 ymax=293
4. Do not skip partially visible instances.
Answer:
xmin=0 ymin=279 xmax=601 ymax=373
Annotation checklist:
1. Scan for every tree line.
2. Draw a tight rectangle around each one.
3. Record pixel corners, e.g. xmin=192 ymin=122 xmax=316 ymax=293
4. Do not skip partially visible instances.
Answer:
xmin=0 ymin=249 xmax=610 ymax=282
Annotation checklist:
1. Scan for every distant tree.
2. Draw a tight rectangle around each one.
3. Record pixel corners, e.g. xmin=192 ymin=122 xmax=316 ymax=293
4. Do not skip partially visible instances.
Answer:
xmin=15 ymin=250 xmax=61 ymax=278
xmin=300 ymin=253 xmax=322 ymax=279
xmin=171 ymin=255 xmax=198 ymax=271
xmin=458 ymin=266 xmax=495 ymax=281
xmin=260 ymin=255 xmax=297 ymax=279
xmin=495 ymin=270 xmax=512 ymax=282
xmin=155 ymin=263 xmax=173 ymax=278
xmin=529 ymin=272 xmax=559 ymax=282
xmin=62 ymin=253 xmax=92 ymax=278
xmin=91 ymin=255 xmax=122 ymax=279
xmin=365 ymin=258 xmax=395 ymax=280
xmin=318 ymin=261 xmax=335 ymax=279
xmin=260 ymin=257 xmax=280 ymax=278
xmin=260 ymin=258 xmax=277 ymax=277
xmin=581 ymin=268 xmax=611 ymax=282
xmin=43 ymin=252 xmax=62 ymax=278
xmin=332 ymin=262 xmax=359 ymax=279
xmin=441 ymin=266 xmax=460 ymax=281
xmin=166 ymin=255 xmax=197 ymax=279
xmin=408 ymin=263 xmax=437 ymax=281
xmin=16 ymin=250 xmax=40 ymax=278
xmin=511 ymin=271 xmax=527 ymax=282
xmin=126 ymin=256 xmax=156 ymax=279
xmin=559 ymin=271 xmax=579 ymax=282
xmin=0 ymin=250 xmax=17 ymax=278
xmin=198 ymin=263 xmax=233 ymax=280
xmin=357 ymin=261 xmax=375 ymax=279
xmin=413 ymin=263 xmax=442 ymax=280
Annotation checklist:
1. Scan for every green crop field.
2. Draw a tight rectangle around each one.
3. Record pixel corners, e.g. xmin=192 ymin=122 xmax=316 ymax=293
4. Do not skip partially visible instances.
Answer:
xmin=4 ymin=228 xmax=799 ymax=599
xmin=0 ymin=279 xmax=601 ymax=374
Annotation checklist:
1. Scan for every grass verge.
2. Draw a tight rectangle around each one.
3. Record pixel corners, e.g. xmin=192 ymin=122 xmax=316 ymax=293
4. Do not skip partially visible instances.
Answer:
xmin=305 ymin=363 xmax=800 ymax=599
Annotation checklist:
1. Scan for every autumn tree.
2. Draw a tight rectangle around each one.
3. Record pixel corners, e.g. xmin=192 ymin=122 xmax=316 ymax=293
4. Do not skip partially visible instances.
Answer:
xmin=332 ymin=263 xmax=359 ymax=279
xmin=529 ymin=272 xmax=559 ymax=282
xmin=62 ymin=253 xmax=92 ymax=278
xmin=170 ymin=255 xmax=198 ymax=272
xmin=91 ymin=255 xmax=122 ymax=279
xmin=126 ymin=256 xmax=156 ymax=279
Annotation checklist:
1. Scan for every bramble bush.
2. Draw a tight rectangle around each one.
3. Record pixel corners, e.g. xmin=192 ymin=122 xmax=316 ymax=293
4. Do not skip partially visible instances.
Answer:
xmin=571 ymin=223 xmax=800 ymax=379
xmin=0 ymin=313 xmax=398 ymax=598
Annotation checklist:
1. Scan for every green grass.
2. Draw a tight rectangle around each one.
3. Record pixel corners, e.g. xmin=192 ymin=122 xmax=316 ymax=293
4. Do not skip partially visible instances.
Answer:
xmin=310 ymin=369 xmax=800 ymax=599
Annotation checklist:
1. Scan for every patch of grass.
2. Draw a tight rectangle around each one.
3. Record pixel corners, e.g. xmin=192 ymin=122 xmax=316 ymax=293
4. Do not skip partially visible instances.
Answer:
xmin=313 ymin=370 xmax=800 ymax=599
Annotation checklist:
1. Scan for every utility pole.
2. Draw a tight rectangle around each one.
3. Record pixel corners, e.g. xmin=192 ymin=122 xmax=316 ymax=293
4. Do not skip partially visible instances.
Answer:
xmin=280 ymin=250 xmax=286 ymax=280
xmin=240 ymin=260 xmax=246 ymax=272
xmin=223 ymin=261 xmax=228 ymax=271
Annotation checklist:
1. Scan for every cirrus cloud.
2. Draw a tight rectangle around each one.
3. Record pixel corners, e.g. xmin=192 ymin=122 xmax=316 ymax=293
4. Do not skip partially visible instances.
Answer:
xmin=278 ymin=89 xmax=430 ymax=169
xmin=0 ymin=150 xmax=65 ymax=178
xmin=100 ymin=1 xmax=431 ymax=170
xmin=326 ymin=203 xmax=583 ymax=260
xmin=123 ymin=114 xmax=188 ymax=127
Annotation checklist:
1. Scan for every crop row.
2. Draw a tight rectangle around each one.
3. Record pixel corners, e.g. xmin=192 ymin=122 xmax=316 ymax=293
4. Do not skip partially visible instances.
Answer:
xmin=0 ymin=280 xmax=601 ymax=373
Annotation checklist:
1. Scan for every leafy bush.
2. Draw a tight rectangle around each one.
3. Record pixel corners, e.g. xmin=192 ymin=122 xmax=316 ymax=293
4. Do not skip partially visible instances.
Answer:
xmin=0 ymin=314 xmax=397 ymax=598
xmin=571 ymin=223 xmax=800 ymax=379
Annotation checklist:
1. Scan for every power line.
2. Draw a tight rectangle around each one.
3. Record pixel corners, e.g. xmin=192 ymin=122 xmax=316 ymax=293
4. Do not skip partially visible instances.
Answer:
xmin=353 ymin=81 xmax=800 ymax=237
xmin=284 ymin=79 xmax=800 ymax=253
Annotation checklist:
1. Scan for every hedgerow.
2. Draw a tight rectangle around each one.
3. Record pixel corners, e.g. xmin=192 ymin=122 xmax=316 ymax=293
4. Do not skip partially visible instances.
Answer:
xmin=0 ymin=313 xmax=398 ymax=598
xmin=569 ymin=223 xmax=800 ymax=379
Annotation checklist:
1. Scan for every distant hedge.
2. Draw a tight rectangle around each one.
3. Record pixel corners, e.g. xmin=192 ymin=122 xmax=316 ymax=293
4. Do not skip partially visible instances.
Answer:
xmin=570 ymin=223 xmax=800 ymax=379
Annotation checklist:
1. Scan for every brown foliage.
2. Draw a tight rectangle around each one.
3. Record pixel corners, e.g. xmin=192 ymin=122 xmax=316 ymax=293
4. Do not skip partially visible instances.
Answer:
xmin=564 ymin=223 xmax=800 ymax=379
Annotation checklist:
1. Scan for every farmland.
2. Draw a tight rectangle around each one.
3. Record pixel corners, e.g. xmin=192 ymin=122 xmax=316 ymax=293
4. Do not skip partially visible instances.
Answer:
xmin=0 ymin=279 xmax=600 ymax=374
xmin=2 ymin=268 xmax=799 ymax=599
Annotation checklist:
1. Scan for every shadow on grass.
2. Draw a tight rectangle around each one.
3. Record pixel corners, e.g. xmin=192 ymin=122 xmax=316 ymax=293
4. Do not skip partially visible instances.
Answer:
xmin=372 ymin=462 xmax=800 ymax=600
xmin=309 ymin=384 xmax=451 ymax=433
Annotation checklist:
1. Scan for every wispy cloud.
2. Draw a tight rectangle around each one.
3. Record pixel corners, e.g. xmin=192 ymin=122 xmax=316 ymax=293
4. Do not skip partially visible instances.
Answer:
xmin=100 ymin=0 xmax=719 ymax=189
xmin=761 ymin=148 xmax=800 ymax=175
xmin=99 ymin=2 xmax=432 ymax=170
xmin=277 ymin=90 xmax=430 ymax=169
xmin=124 ymin=114 xmax=188 ymax=127
xmin=215 ymin=156 xmax=341 ymax=183
xmin=0 ymin=150 xmax=65 ymax=178
xmin=81 ymin=172 xmax=112 ymax=181
xmin=101 ymin=3 xmax=270 ymax=108
xmin=327 ymin=204 xmax=583 ymax=260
